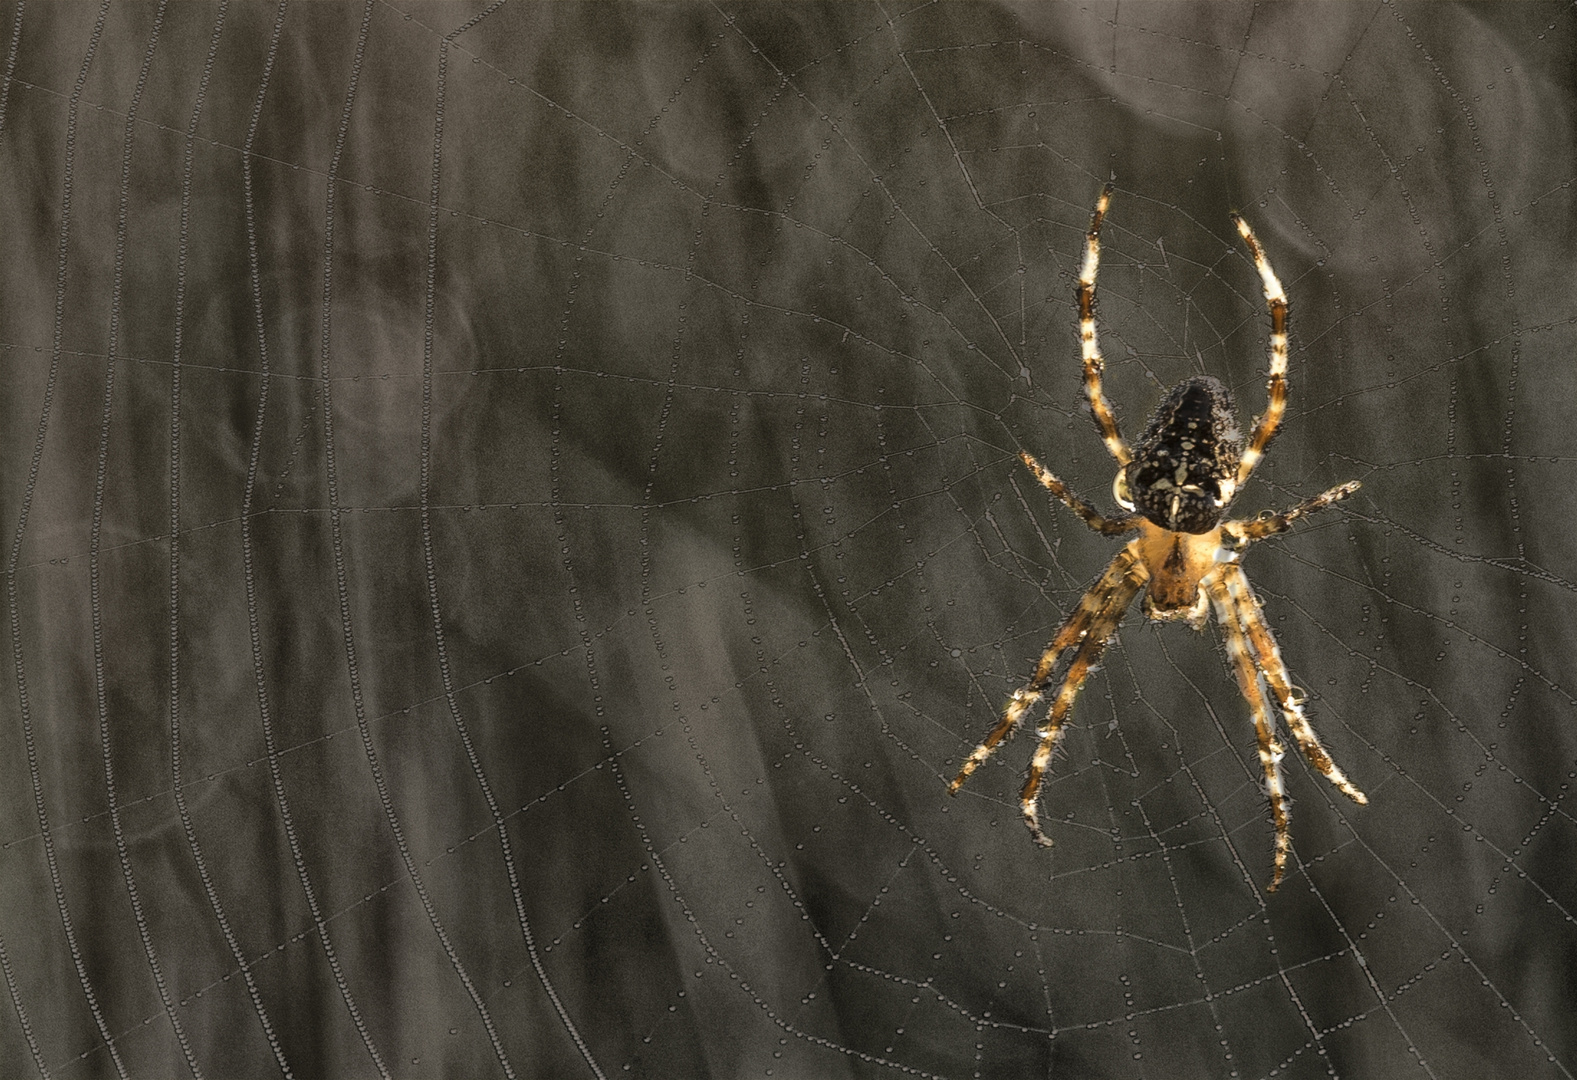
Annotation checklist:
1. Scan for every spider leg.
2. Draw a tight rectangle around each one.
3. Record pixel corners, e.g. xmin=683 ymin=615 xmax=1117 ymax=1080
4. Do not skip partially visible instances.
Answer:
xmin=1019 ymin=551 xmax=1147 ymax=846
xmin=1230 ymin=214 xmax=1288 ymax=489
xmin=1224 ymin=481 xmax=1360 ymax=547
xmin=1207 ymin=572 xmax=1292 ymax=892
xmin=950 ymin=547 xmax=1144 ymax=795
xmin=1019 ymin=450 xmax=1139 ymax=537
xmin=1220 ymin=563 xmax=1367 ymax=805
xmin=1079 ymin=183 xmax=1132 ymax=467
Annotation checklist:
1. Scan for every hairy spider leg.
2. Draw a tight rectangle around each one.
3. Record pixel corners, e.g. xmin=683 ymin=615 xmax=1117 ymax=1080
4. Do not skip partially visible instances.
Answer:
xmin=1220 ymin=564 xmax=1367 ymax=805
xmin=1079 ymin=183 xmax=1132 ymax=466
xmin=950 ymin=548 xmax=1144 ymax=794
xmin=1226 ymin=481 xmax=1361 ymax=546
xmin=1231 ymin=213 xmax=1288 ymax=489
xmin=1208 ymin=573 xmax=1292 ymax=892
xmin=1018 ymin=552 xmax=1147 ymax=846
xmin=1019 ymin=450 xmax=1138 ymax=537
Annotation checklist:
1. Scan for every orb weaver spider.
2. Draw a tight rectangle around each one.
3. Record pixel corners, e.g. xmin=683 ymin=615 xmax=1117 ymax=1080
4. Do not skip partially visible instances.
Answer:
xmin=951 ymin=184 xmax=1366 ymax=891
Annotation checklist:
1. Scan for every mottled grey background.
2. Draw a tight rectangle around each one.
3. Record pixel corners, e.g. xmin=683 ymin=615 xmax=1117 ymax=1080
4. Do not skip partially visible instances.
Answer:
xmin=2 ymin=2 xmax=1575 ymax=1078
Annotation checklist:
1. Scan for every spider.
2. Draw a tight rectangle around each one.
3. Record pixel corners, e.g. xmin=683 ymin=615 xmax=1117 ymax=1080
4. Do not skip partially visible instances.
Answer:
xmin=950 ymin=184 xmax=1366 ymax=891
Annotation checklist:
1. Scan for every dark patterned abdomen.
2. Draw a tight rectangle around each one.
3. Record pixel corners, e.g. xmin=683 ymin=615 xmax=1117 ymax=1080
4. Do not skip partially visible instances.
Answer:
xmin=1124 ymin=376 xmax=1243 ymax=533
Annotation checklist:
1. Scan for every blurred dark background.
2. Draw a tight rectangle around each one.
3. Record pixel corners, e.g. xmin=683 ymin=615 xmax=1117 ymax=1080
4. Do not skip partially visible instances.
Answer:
xmin=1 ymin=2 xmax=1574 ymax=1077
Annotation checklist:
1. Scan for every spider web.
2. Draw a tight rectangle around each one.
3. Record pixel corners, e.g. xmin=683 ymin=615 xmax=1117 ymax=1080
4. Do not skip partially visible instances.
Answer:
xmin=1 ymin=2 xmax=1575 ymax=1077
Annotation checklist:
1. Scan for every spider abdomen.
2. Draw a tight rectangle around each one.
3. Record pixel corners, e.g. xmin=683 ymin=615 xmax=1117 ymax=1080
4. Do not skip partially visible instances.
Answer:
xmin=1122 ymin=376 xmax=1243 ymax=533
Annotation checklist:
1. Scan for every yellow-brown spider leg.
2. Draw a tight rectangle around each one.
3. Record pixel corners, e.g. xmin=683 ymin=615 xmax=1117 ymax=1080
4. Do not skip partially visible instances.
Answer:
xmin=1079 ymin=183 xmax=1132 ymax=466
xmin=1220 ymin=563 xmax=1367 ymax=805
xmin=1207 ymin=573 xmax=1292 ymax=892
xmin=1019 ymin=552 xmax=1147 ymax=846
xmin=1019 ymin=450 xmax=1139 ymax=537
xmin=1230 ymin=214 xmax=1288 ymax=489
xmin=950 ymin=547 xmax=1144 ymax=795
xmin=1225 ymin=481 xmax=1360 ymax=547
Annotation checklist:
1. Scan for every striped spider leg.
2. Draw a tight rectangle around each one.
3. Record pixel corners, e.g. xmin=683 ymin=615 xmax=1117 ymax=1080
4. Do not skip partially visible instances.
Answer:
xmin=1078 ymin=181 xmax=1133 ymax=469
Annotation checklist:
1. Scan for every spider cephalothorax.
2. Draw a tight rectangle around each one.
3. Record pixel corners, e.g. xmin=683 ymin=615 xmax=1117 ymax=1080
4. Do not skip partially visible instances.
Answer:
xmin=949 ymin=184 xmax=1366 ymax=892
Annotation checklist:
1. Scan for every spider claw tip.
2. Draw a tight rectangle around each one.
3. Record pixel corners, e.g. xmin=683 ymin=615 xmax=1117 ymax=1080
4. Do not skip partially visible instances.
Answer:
xmin=1023 ymin=816 xmax=1055 ymax=847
